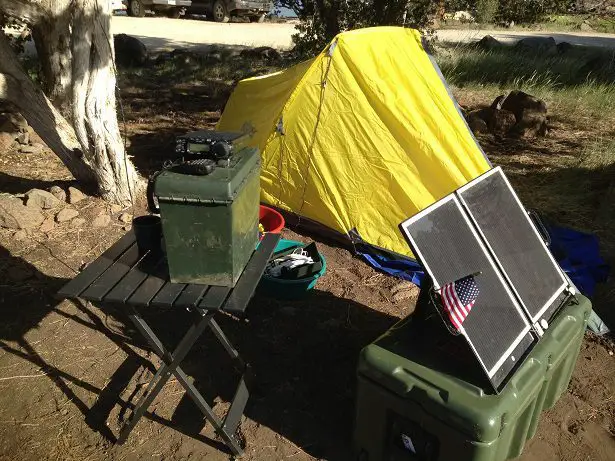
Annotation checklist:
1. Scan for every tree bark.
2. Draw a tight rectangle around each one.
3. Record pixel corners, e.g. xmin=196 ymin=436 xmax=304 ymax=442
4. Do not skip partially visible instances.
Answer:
xmin=32 ymin=16 xmax=73 ymax=113
xmin=0 ymin=0 xmax=141 ymax=204
xmin=0 ymin=33 xmax=98 ymax=187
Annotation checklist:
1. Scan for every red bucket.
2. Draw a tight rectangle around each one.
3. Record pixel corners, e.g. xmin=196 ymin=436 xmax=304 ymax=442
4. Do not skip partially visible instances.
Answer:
xmin=259 ymin=205 xmax=285 ymax=239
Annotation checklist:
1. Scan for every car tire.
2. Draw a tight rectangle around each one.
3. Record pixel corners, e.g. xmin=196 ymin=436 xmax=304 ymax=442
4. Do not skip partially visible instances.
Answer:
xmin=128 ymin=0 xmax=146 ymax=17
xmin=212 ymin=0 xmax=230 ymax=22
xmin=249 ymin=14 xmax=266 ymax=23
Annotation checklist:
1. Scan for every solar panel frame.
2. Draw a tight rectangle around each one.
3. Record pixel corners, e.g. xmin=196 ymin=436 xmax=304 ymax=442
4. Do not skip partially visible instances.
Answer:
xmin=399 ymin=194 xmax=535 ymax=391
xmin=457 ymin=167 xmax=571 ymax=325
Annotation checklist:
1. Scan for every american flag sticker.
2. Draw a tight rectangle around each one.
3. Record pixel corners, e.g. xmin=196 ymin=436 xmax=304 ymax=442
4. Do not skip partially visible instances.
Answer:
xmin=439 ymin=273 xmax=480 ymax=332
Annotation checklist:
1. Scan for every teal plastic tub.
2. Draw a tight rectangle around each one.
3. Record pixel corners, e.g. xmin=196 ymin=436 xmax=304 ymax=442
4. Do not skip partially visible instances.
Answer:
xmin=258 ymin=239 xmax=327 ymax=299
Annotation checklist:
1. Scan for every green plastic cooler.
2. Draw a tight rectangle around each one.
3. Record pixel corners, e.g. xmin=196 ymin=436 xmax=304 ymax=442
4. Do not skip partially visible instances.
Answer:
xmin=353 ymin=295 xmax=591 ymax=461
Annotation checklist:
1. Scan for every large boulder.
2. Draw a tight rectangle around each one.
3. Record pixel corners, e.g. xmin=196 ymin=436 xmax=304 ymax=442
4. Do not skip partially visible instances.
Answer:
xmin=515 ymin=37 xmax=557 ymax=55
xmin=0 ymin=195 xmax=44 ymax=229
xmin=476 ymin=35 xmax=501 ymax=51
xmin=488 ymin=109 xmax=517 ymax=135
xmin=467 ymin=110 xmax=489 ymax=134
xmin=499 ymin=91 xmax=548 ymax=137
xmin=467 ymin=107 xmax=516 ymax=136
xmin=114 ymin=34 xmax=148 ymax=67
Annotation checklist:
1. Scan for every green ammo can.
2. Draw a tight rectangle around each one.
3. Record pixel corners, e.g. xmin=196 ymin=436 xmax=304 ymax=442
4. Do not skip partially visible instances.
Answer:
xmin=353 ymin=295 xmax=591 ymax=461
xmin=153 ymin=147 xmax=260 ymax=286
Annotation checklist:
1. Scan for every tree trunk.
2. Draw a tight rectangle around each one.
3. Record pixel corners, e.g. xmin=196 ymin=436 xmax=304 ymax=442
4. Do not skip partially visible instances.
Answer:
xmin=69 ymin=0 xmax=140 ymax=203
xmin=32 ymin=16 xmax=73 ymax=113
xmin=0 ymin=33 xmax=98 ymax=187
xmin=0 ymin=0 xmax=142 ymax=205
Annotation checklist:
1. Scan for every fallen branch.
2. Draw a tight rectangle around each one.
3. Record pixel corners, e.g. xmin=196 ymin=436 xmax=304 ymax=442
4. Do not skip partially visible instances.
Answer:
xmin=0 ymin=372 xmax=50 ymax=381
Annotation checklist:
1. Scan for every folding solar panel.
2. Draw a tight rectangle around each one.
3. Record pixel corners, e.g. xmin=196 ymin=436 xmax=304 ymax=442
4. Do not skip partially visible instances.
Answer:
xmin=457 ymin=167 xmax=571 ymax=327
xmin=400 ymin=195 xmax=535 ymax=391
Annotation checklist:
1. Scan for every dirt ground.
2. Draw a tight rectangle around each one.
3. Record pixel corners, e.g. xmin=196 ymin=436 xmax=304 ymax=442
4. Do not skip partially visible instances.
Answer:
xmin=1 ymin=56 xmax=615 ymax=461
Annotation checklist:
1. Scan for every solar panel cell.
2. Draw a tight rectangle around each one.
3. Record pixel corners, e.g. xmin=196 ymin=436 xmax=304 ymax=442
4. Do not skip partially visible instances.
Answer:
xmin=400 ymin=195 xmax=534 ymax=390
xmin=458 ymin=168 xmax=569 ymax=324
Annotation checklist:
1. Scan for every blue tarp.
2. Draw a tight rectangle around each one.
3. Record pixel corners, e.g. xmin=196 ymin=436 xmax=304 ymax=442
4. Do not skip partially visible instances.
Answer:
xmin=545 ymin=224 xmax=610 ymax=297
xmin=357 ymin=224 xmax=609 ymax=297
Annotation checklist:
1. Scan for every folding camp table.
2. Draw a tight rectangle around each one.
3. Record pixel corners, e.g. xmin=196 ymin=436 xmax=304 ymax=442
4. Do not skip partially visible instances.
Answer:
xmin=57 ymin=231 xmax=280 ymax=456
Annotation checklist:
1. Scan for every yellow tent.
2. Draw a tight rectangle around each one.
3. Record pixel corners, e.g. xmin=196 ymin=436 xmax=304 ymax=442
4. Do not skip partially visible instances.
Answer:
xmin=218 ymin=27 xmax=490 ymax=258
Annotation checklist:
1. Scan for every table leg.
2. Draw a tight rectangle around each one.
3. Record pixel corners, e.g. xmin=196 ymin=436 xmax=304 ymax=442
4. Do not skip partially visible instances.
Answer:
xmin=118 ymin=309 xmax=247 ymax=456
xmin=118 ymin=311 xmax=213 ymax=444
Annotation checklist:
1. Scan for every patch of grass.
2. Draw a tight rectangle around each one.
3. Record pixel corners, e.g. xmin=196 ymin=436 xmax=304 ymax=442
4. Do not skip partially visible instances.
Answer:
xmin=537 ymin=14 xmax=615 ymax=34
xmin=439 ymin=44 xmax=615 ymax=312
xmin=436 ymin=44 xmax=615 ymax=121
xmin=119 ymin=48 xmax=286 ymax=93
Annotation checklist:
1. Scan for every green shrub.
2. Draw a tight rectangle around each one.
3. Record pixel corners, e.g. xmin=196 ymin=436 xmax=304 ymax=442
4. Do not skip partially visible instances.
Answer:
xmin=476 ymin=0 xmax=498 ymax=23
xmin=497 ymin=0 xmax=572 ymax=24
xmin=282 ymin=0 xmax=435 ymax=57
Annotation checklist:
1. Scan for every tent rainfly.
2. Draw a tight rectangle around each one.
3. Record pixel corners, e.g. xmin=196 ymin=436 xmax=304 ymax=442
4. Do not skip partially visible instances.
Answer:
xmin=218 ymin=27 xmax=491 ymax=259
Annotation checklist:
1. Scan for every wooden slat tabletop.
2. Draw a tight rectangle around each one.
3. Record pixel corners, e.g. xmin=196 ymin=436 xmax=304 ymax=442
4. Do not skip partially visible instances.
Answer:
xmin=57 ymin=231 xmax=280 ymax=315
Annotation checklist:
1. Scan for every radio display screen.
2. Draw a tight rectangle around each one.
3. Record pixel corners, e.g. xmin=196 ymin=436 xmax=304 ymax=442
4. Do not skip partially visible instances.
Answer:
xmin=187 ymin=143 xmax=210 ymax=153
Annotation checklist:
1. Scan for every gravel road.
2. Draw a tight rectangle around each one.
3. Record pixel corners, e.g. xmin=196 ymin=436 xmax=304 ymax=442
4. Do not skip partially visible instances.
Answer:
xmin=111 ymin=16 xmax=615 ymax=52
xmin=111 ymin=16 xmax=297 ymax=50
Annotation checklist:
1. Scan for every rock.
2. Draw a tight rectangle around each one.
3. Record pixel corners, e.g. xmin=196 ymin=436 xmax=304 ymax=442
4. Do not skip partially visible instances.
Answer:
xmin=239 ymin=46 xmax=281 ymax=61
xmin=92 ymin=214 xmax=111 ymax=227
xmin=67 ymin=186 xmax=86 ymax=204
xmin=118 ymin=212 xmax=133 ymax=224
xmin=476 ymin=35 xmax=501 ymax=51
xmin=70 ymin=218 xmax=87 ymax=228
xmin=16 ymin=131 xmax=29 ymax=145
xmin=8 ymin=266 xmax=33 ymax=282
xmin=489 ymin=109 xmax=517 ymax=135
xmin=0 ymin=195 xmax=44 ymax=229
xmin=557 ymin=42 xmax=574 ymax=54
xmin=0 ymin=132 xmax=15 ymax=153
xmin=515 ymin=37 xmax=557 ymax=55
xmin=110 ymin=203 xmax=123 ymax=214
xmin=25 ymin=189 xmax=60 ymax=209
xmin=0 ymin=112 xmax=28 ymax=135
xmin=467 ymin=109 xmax=490 ymax=134
xmin=39 ymin=217 xmax=55 ymax=233
xmin=580 ymin=21 xmax=593 ymax=31
xmin=468 ymin=116 xmax=489 ymax=134
xmin=19 ymin=143 xmax=43 ymax=154
xmin=500 ymin=91 xmax=548 ymax=137
xmin=49 ymin=186 xmax=67 ymax=202
xmin=491 ymin=95 xmax=507 ymax=110
xmin=114 ymin=34 xmax=148 ymax=67
xmin=56 ymin=208 xmax=79 ymax=223
xmin=452 ymin=10 xmax=475 ymax=22
xmin=91 ymin=206 xmax=106 ymax=217
xmin=13 ymin=229 xmax=28 ymax=241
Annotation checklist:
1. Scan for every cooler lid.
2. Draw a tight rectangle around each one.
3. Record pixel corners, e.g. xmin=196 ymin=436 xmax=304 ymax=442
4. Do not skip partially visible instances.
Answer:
xmin=155 ymin=147 xmax=260 ymax=203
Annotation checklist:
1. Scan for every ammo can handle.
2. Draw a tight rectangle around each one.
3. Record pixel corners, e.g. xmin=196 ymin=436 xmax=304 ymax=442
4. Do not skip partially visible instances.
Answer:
xmin=147 ymin=170 xmax=162 ymax=214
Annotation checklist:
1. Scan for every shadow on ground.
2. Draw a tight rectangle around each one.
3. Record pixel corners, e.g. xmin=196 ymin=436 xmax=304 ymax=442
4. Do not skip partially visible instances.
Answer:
xmin=115 ymin=40 xmax=291 ymax=177
xmin=0 ymin=241 xmax=396 ymax=460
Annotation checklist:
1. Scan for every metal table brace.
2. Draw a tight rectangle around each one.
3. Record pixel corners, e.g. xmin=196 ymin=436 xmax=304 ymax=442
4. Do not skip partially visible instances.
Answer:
xmin=119 ymin=308 xmax=247 ymax=455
